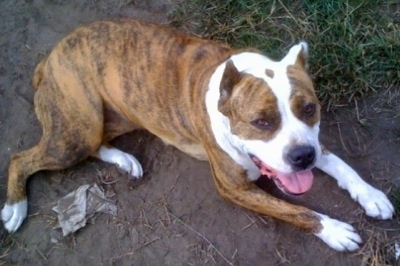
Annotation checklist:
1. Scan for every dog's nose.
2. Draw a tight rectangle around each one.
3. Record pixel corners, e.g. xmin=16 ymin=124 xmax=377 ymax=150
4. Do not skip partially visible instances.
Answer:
xmin=287 ymin=145 xmax=316 ymax=170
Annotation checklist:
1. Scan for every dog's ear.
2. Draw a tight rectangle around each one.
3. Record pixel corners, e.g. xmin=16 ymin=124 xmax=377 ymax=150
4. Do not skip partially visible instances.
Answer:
xmin=220 ymin=60 xmax=241 ymax=100
xmin=295 ymin=42 xmax=309 ymax=70
xmin=218 ymin=60 xmax=241 ymax=116
xmin=283 ymin=42 xmax=309 ymax=70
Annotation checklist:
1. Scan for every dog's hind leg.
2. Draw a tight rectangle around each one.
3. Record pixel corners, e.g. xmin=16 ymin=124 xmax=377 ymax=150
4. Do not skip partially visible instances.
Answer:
xmin=2 ymin=80 xmax=103 ymax=233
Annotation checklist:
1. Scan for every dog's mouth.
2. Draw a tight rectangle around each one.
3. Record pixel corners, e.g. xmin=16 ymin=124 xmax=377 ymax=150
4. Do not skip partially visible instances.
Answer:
xmin=250 ymin=155 xmax=314 ymax=195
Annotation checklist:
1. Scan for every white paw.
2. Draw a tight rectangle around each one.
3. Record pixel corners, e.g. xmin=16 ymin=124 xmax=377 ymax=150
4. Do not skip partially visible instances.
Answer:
xmin=1 ymin=199 xmax=28 ymax=233
xmin=114 ymin=153 xmax=143 ymax=178
xmin=98 ymin=146 xmax=143 ymax=178
xmin=351 ymin=184 xmax=394 ymax=220
xmin=314 ymin=213 xmax=362 ymax=252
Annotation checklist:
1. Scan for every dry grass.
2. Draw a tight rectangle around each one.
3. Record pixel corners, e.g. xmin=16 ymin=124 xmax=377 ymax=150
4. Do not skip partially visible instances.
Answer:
xmin=357 ymin=231 xmax=399 ymax=266
xmin=0 ymin=227 xmax=14 ymax=265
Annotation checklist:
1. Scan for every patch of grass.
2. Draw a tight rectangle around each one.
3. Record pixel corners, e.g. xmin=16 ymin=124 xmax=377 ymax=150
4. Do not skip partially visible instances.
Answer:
xmin=171 ymin=0 xmax=400 ymax=109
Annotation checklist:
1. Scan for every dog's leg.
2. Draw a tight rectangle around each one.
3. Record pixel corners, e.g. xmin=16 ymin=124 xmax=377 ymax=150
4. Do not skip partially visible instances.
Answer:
xmin=2 ymin=78 xmax=103 ymax=233
xmin=2 ymin=146 xmax=67 ymax=232
xmin=92 ymin=145 xmax=143 ymax=178
xmin=205 ymin=147 xmax=362 ymax=251
xmin=315 ymin=148 xmax=394 ymax=219
xmin=2 ymin=139 xmax=101 ymax=233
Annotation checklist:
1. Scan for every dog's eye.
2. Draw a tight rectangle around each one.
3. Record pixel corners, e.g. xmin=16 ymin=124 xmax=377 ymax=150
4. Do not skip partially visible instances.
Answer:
xmin=251 ymin=118 xmax=271 ymax=130
xmin=303 ymin=103 xmax=316 ymax=117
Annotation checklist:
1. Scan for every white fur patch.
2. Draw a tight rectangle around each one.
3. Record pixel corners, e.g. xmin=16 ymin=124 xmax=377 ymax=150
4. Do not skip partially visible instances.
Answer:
xmin=205 ymin=43 xmax=321 ymax=179
xmin=1 ymin=199 xmax=28 ymax=233
xmin=98 ymin=146 xmax=143 ymax=178
xmin=314 ymin=213 xmax=362 ymax=251
xmin=315 ymin=152 xmax=394 ymax=219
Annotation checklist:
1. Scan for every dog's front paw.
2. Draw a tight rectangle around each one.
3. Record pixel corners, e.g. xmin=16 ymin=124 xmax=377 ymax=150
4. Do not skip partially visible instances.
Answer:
xmin=1 ymin=199 xmax=28 ymax=233
xmin=352 ymin=185 xmax=394 ymax=220
xmin=314 ymin=213 xmax=362 ymax=252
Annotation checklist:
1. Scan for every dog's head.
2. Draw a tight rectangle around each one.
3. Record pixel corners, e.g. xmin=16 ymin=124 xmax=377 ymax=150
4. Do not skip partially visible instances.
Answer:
xmin=208 ymin=42 xmax=321 ymax=195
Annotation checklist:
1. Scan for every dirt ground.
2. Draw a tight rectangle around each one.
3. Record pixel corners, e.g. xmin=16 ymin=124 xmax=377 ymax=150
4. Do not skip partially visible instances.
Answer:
xmin=0 ymin=0 xmax=399 ymax=265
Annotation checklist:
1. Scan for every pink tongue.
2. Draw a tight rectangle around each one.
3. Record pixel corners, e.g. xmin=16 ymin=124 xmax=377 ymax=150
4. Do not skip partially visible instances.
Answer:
xmin=275 ymin=170 xmax=314 ymax=194
xmin=259 ymin=164 xmax=314 ymax=194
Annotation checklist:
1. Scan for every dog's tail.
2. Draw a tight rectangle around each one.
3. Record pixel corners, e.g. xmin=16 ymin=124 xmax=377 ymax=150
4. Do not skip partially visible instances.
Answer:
xmin=32 ymin=58 xmax=47 ymax=90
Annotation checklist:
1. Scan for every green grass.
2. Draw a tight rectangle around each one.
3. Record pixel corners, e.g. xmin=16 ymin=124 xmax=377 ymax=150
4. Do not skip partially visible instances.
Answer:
xmin=171 ymin=0 xmax=400 ymax=109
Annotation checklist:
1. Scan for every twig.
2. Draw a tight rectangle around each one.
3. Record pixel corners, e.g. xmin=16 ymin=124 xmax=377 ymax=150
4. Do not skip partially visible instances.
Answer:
xmin=241 ymin=214 xmax=256 ymax=231
xmin=110 ymin=237 xmax=161 ymax=260
xmin=354 ymin=98 xmax=360 ymax=122
xmin=36 ymin=247 xmax=47 ymax=261
xmin=277 ymin=0 xmax=302 ymax=29
xmin=167 ymin=211 xmax=234 ymax=266
xmin=0 ymin=241 xmax=13 ymax=259
xmin=336 ymin=122 xmax=350 ymax=154
xmin=129 ymin=237 xmax=161 ymax=254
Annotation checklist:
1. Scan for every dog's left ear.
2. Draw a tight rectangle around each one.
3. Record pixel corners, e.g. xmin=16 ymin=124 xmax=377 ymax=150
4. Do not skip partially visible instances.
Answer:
xmin=283 ymin=42 xmax=309 ymax=70
xmin=219 ymin=60 xmax=241 ymax=101
xmin=218 ymin=60 xmax=242 ymax=115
